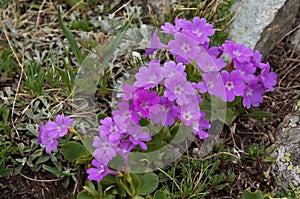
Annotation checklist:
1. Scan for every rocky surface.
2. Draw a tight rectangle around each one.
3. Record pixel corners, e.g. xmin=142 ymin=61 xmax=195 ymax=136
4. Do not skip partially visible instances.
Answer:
xmin=290 ymin=29 xmax=300 ymax=52
xmin=267 ymin=100 xmax=300 ymax=198
xmin=229 ymin=0 xmax=300 ymax=58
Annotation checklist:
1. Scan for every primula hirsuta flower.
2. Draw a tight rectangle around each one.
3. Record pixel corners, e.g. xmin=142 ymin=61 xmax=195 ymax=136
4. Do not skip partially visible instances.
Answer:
xmin=133 ymin=89 xmax=160 ymax=119
xmin=134 ymin=60 xmax=164 ymax=88
xmin=196 ymin=51 xmax=226 ymax=72
xmin=222 ymin=40 xmax=253 ymax=63
xmin=145 ymin=30 xmax=168 ymax=55
xmin=38 ymin=114 xmax=73 ymax=154
xmin=150 ymin=97 xmax=179 ymax=126
xmin=121 ymin=84 xmax=136 ymax=101
xmin=181 ymin=17 xmax=215 ymax=45
xmin=234 ymin=61 xmax=256 ymax=83
xmin=221 ymin=70 xmax=245 ymax=102
xmin=163 ymin=61 xmax=187 ymax=78
xmin=45 ymin=114 xmax=73 ymax=138
xmin=242 ymin=79 xmax=265 ymax=109
xmin=128 ymin=125 xmax=151 ymax=150
xmin=180 ymin=103 xmax=200 ymax=126
xmin=191 ymin=112 xmax=210 ymax=139
xmin=92 ymin=134 xmax=117 ymax=165
xmin=87 ymin=159 xmax=117 ymax=182
xmin=113 ymin=101 xmax=140 ymax=128
xmin=168 ymin=32 xmax=201 ymax=64
xmin=202 ymin=72 xmax=226 ymax=101
xmin=38 ymin=123 xmax=59 ymax=154
xmin=161 ymin=17 xmax=187 ymax=34
xmin=164 ymin=75 xmax=196 ymax=106
xmin=257 ymin=62 xmax=277 ymax=91
xmin=99 ymin=117 xmax=122 ymax=145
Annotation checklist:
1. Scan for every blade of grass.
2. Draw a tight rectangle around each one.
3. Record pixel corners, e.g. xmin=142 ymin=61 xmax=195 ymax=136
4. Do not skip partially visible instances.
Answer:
xmin=57 ymin=6 xmax=83 ymax=64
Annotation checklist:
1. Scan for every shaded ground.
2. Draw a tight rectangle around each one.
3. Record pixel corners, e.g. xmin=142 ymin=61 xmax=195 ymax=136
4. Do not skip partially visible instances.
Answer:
xmin=0 ymin=1 xmax=299 ymax=199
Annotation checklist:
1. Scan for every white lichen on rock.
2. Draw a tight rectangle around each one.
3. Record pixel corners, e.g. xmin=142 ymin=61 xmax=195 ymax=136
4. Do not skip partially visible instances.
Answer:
xmin=268 ymin=100 xmax=300 ymax=198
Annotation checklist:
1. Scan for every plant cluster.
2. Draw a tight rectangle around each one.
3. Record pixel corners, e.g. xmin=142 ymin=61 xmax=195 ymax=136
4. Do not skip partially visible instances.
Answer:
xmin=36 ymin=15 xmax=277 ymax=198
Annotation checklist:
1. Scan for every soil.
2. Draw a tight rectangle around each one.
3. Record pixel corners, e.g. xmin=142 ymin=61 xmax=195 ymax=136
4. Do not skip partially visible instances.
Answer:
xmin=0 ymin=2 xmax=299 ymax=199
xmin=0 ymin=167 xmax=74 ymax=199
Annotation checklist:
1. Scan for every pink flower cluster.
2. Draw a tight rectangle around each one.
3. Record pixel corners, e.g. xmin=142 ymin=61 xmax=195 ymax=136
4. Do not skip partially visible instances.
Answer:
xmin=147 ymin=17 xmax=277 ymax=108
xmin=38 ymin=17 xmax=277 ymax=183
xmin=87 ymin=59 xmax=211 ymax=181
xmin=87 ymin=16 xmax=277 ymax=182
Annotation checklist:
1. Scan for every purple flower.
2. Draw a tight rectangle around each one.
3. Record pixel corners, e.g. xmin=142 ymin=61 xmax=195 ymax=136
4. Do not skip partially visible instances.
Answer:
xmin=181 ymin=17 xmax=215 ymax=45
xmin=251 ymin=50 xmax=263 ymax=67
xmin=87 ymin=159 xmax=117 ymax=182
xmin=196 ymin=51 xmax=226 ymax=72
xmin=92 ymin=134 xmax=117 ymax=164
xmin=161 ymin=17 xmax=187 ymax=34
xmin=242 ymin=79 xmax=265 ymax=109
xmin=162 ymin=61 xmax=187 ymax=78
xmin=207 ymin=46 xmax=223 ymax=57
xmin=180 ymin=103 xmax=200 ymax=126
xmin=133 ymin=89 xmax=160 ymax=119
xmin=113 ymin=101 xmax=140 ymax=128
xmin=99 ymin=117 xmax=122 ymax=144
xmin=164 ymin=75 xmax=196 ymax=106
xmin=117 ymin=141 xmax=135 ymax=158
xmin=234 ymin=61 xmax=257 ymax=83
xmin=222 ymin=40 xmax=253 ymax=63
xmin=257 ymin=62 xmax=277 ymax=91
xmin=202 ymin=72 xmax=226 ymax=101
xmin=38 ymin=122 xmax=58 ymax=154
xmin=134 ymin=60 xmax=164 ymax=88
xmin=44 ymin=114 xmax=73 ymax=138
xmin=128 ymin=125 xmax=151 ymax=150
xmin=191 ymin=112 xmax=210 ymax=139
xmin=38 ymin=114 xmax=73 ymax=154
xmin=150 ymin=97 xmax=179 ymax=126
xmin=168 ymin=32 xmax=201 ymax=64
xmin=121 ymin=84 xmax=136 ymax=101
xmin=221 ymin=70 xmax=245 ymax=102
xmin=146 ymin=30 xmax=168 ymax=55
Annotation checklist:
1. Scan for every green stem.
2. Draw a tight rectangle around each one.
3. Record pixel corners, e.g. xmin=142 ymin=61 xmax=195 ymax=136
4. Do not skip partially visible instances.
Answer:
xmin=67 ymin=127 xmax=92 ymax=155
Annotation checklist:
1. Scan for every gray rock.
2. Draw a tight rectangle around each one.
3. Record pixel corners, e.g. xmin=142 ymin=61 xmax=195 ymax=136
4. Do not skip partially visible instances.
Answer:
xmin=267 ymin=100 xmax=300 ymax=198
xmin=289 ymin=28 xmax=300 ymax=52
xmin=229 ymin=0 xmax=300 ymax=59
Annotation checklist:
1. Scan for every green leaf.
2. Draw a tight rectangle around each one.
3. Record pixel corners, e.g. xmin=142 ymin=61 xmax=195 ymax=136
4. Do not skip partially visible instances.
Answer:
xmin=35 ymin=156 xmax=50 ymax=165
xmin=74 ymin=17 xmax=131 ymax=96
xmin=57 ymin=6 xmax=83 ymax=64
xmin=0 ymin=167 xmax=13 ymax=177
xmin=130 ymin=173 xmax=141 ymax=193
xmin=77 ymin=191 xmax=94 ymax=199
xmin=75 ymin=154 xmax=93 ymax=164
xmin=84 ymin=136 xmax=95 ymax=154
xmin=242 ymin=189 xmax=263 ymax=199
xmin=153 ymin=190 xmax=168 ymax=199
xmin=139 ymin=118 xmax=150 ymax=127
xmin=137 ymin=172 xmax=159 ymax=195
xmin=61 ymin=141 xmax=89 ymax=162
xmin=65 ymin=0 xmax=86 ymax=9
xmin=42 ymin=164 xmax=63 ymax=176
xmin=222 ymin=108 xmax=238 ymax=126
xmin=83 ymin=184 xmax=99 ymax=197
xmin=115 ymin=182 xmax=127 ymax=197
xmin=132 ymin=196 xmax=144 ymax=199
xmin=243 ymin=111 xmax=273 ymax=118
